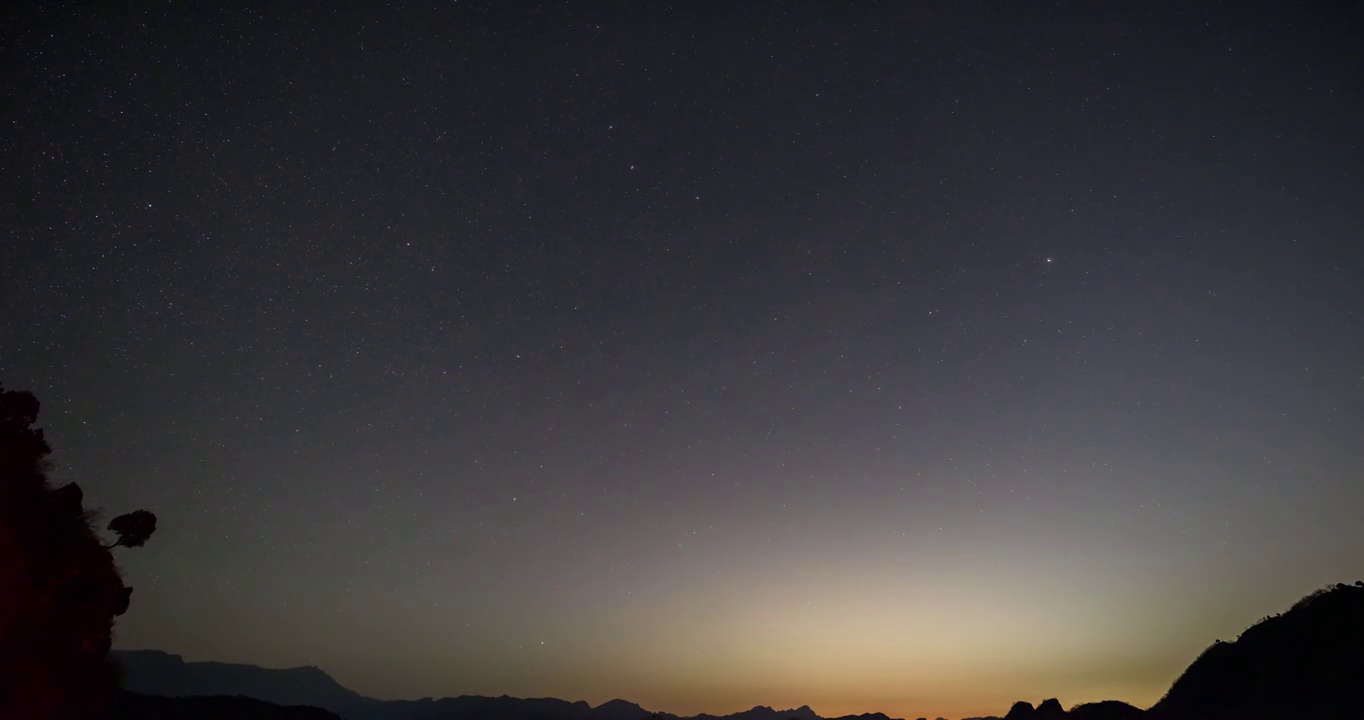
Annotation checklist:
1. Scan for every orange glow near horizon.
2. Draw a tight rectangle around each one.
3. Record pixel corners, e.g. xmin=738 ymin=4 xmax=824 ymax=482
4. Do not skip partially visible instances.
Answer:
xmin=120 ymin=551 xmax=1360 ymax=719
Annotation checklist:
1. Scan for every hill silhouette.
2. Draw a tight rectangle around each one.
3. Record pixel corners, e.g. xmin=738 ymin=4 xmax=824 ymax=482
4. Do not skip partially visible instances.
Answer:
xmin=117 ymin=582 xmax=1364 ymax=720
xmin=964 ymin=697 xmax=1140 ymax=720
xmin=692 ymin=705 xmax=821 ymax=720
xmin=1148 ymin=581 xmax=1364 ymax=720
xmin=592 ymin=699 xmax=653 ymax=720
xmin=961 ymin=582 xmax=1364 ymax=720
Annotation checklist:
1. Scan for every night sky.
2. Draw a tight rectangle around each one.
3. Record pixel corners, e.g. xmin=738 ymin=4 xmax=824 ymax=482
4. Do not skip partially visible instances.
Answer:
xmin=3 ymin=2 xmax=1363 ymax=718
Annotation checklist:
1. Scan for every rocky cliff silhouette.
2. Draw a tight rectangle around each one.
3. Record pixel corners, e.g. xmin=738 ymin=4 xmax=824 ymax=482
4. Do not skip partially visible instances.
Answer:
xmin=0 ymin=384 xmax=155 ymax=720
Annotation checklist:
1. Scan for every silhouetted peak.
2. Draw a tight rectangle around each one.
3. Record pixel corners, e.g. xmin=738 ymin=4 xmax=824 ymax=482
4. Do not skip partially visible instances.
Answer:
xmin=833 ymin=713 xmax=891 ymax=720
xmin=594 ymin=697 xmax=651 ymax=720
xmin=755 ymin=705 xmax=819 ymax=720
xmin=1004 ymin=701 xmax=1036 ymax=720
xmin=598 ymin=699 xmax=644 ymax=709
xmin=829 ymin=709 xmax=894 ymax=720
xmin=1035 ymin=698 xmax=1064 ymax=716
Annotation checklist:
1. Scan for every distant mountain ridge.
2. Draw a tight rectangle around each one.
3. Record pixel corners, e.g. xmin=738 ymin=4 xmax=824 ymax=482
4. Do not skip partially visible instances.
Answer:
xmin=115 ymin=582 xmax=1364 ymax=720
xmin=113 ymin=651 xmax=892 ymax=720
xmin=114 ymin=649 xmax=377 ymax=718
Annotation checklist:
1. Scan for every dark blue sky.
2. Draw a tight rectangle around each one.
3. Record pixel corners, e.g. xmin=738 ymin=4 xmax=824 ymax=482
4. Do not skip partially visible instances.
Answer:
xmin=3 ymin=2 xmax=1362 ymax=717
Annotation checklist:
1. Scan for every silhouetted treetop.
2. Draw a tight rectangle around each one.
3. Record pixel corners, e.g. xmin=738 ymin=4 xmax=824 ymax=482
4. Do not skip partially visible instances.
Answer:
xmin=108 ymin=510 xmax=158 ymax=549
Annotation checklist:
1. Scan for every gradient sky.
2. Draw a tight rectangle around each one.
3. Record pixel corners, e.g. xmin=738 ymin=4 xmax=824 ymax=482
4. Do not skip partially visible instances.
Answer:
xmin=3 ymin=2 xmax=1363 ymax=719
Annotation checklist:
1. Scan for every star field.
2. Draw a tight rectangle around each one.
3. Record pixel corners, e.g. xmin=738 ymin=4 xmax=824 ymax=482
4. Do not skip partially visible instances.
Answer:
xmin=2 ymin=3 xmax=1363 ymax=718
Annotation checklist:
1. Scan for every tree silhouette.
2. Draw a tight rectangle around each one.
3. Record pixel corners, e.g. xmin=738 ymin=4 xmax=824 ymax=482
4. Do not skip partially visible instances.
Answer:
xmin=107 ymin=510 xmax=157 ymax=549
xmin=0 ymin=383 xmax=157 ymax=720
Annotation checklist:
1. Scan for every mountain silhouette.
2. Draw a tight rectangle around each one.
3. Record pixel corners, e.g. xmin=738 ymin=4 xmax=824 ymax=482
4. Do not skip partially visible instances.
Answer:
xmin=114 ymin=650 xmax=377 ymax=718
xmin=592 ymin=699 xmax=654 ymax=720
xmin=112 ymin=653 xmax=888 ymax=720
xmin=1147 ymin=581 xmax=1364 ymax=720
xmin=115 ymin=582 xmax=1364 ymax=720
xmin=692 ymin=705 xmax=822 ymax=720
xmin=984 ymin=698 xmax=1067 ymax=720
xmin=1034 ymin=700 xmax=1064 ymax=718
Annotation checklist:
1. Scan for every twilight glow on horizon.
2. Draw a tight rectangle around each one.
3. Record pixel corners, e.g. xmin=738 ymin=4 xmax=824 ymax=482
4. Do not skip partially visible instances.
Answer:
xmin=3 ymin=3 xmax=1362 ymax=719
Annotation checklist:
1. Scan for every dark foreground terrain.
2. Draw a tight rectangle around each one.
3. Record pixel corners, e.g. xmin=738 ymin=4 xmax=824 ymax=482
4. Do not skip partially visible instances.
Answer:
xmin=110 ymin=691 xmax=342 ymax=720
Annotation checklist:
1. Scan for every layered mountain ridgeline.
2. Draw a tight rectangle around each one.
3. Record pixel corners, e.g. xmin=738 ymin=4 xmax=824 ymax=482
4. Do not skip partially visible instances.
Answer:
xmin=114 ymin=652 xmax=901 ymax=720
xmin=364 ymin=701 xmax=895 ymax=720
xmin=115 ymin=582 xmax=1364 ymax=720
xmin=115 ymin=649 xmax=378 ymax=718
